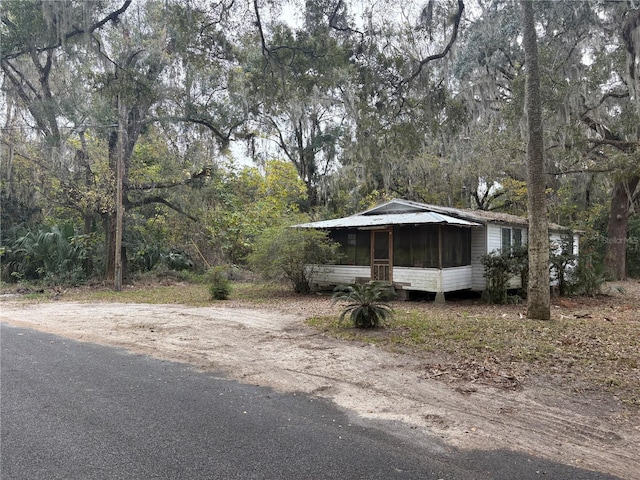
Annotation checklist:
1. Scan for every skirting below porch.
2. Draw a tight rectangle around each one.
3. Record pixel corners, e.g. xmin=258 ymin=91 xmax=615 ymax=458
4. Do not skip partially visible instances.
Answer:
xmin=305 ymin=265 xmax=474 ymax=293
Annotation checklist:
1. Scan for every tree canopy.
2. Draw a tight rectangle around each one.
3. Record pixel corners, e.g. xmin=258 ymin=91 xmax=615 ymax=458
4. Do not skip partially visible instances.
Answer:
xmin=2 ymin=0 xmax=639 ymax=288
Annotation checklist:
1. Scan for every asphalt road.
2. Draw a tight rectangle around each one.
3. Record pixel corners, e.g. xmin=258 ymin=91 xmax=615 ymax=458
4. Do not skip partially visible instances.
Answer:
xmin=1 ymin=323 xmax=619 ymax=479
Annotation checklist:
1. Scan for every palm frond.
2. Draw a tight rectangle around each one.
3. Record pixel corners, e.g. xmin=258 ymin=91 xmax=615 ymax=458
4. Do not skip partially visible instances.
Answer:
xmin=333 ymin=281 xmax=394 ymax=329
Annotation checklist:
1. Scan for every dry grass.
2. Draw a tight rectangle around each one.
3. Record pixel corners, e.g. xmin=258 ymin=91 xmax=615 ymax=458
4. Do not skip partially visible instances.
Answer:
xmin=309 ymin=282 xmax=640 ymax=407
xmin=0 ymin=279 xmax=290 ymax=306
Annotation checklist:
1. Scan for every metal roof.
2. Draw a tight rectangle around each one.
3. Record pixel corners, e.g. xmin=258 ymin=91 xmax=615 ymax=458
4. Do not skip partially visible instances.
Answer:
xmin=294 ymin=210 xmax=481 ymax=229
xmin=295 ymin=199 xmax=575 ymax=233
xmin=360 ymin=199 xmax=529 ymax=226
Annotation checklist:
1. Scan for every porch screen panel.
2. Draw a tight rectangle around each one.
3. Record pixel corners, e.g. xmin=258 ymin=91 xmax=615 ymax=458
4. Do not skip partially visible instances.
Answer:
xmin=330 ymin=229 xmax=370 ymax=266
xmin=393 ymin=226 xmax=438 ymax=268
xmin=441 ymin=227 xmax=471 ymax=267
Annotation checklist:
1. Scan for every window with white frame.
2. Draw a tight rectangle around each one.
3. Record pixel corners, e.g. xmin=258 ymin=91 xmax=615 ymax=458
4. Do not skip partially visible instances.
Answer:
xmin=501 ymin=227 xmax=523 ymax=253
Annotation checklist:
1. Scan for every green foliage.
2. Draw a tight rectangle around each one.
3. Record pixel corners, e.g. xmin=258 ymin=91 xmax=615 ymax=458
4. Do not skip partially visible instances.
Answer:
xmin=200 ymin=160 xmax=309 ymax=265
xmin=248 ymin=223 xmax=339 ymax=293
xmin=566 ymin=256 xmax=606 ymax=297
xmin=627 ymin=216 xmax=640 ymax=279
xmin=126 ymin=212 xmax=194 ymax=274
xmin=1 ymin=224 xmax=92 ymax=285
xmin=206 ymin=266 xmax=231 ymax=301
xmin=332 ymin=282 xmax=394 ymax=329
xmin=481 ymin=247 xmax=527 ymax=304
xmin=3 ymin=0 xmax=637 ymax=290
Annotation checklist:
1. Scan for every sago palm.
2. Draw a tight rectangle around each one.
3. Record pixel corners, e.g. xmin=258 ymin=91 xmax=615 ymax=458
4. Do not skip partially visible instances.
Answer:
xmin=332 ymin=282 xmax=394 ymax=329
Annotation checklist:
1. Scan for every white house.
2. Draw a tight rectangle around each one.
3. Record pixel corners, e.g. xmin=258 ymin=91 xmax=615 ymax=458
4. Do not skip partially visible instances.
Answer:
xmin=294 ymin=199 xmax=579 ymax=300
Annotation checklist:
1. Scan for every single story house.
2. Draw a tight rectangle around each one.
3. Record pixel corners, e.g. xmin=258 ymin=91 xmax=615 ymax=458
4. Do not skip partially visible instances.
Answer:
xmin=294 ymin=199 xmax=579 ymax=300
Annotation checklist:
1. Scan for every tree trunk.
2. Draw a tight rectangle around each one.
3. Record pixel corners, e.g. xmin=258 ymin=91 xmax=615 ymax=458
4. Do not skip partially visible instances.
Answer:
xmin=103 ymin=125 xmax=131 ymax=285
xmin=103 ymin=212 xmax=116 ymax=282
xmin=103 ymin=212 xmax=130 ymax=284
xmin=521 ymin=1 xmax=550 ymax=320
xmin=604 ymin=175 xmax=640 ymax=280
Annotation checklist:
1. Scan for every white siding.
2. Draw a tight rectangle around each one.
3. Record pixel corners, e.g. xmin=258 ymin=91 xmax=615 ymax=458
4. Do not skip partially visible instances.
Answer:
xmin=306 ymin=265 xmax=370 ymax=287
xmin=308 ymin=265 xmax=472 ymax=293
xmin=442 ymin=266 xmax=473 ymax=291
xmin=549 ymin=232 xmax=562 ymax=287
xmin=484 ymin=223 xmax=530 ymax=290
xmin=549 ymin=232 xmax=563 ymax=255
xmin=307 ymin=220 xmax=559 ymax=294
xmin=487 ymin=223 xmax=528 ymax=254
xmin=549 ymin=231 xmax=577 ymax=255
xmin=393 ymin=268 xmax=441 ymax=292
xmin=506 ymin=273 xmax=523 ymax=289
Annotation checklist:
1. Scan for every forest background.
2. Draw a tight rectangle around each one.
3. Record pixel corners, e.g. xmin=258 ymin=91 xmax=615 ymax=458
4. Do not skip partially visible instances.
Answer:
xmin=1 ymin=0 xmax=639 ymax=291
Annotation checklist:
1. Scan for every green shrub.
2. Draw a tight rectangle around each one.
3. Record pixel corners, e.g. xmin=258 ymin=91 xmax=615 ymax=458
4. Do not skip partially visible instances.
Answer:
xmin=248 ymin=223 xmax=339 ymax=293
xmin=206 ymin=266 xmax=231 ymax=300
xmin=332 ymin=282 xmax=394 ymax=329
xmin=481 ymin=245 xmax=529 ymax=304
xmin=567 ymin=256 xmax=605 ymax=297
xmin=481 ymin=249 xmax=516 ymax=304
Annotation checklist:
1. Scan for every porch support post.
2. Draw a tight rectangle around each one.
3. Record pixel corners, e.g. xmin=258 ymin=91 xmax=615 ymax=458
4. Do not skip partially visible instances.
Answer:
xmin=438 ymin=225 xmax=442 ymax=269
xmin=435 ymin=225 xmax=446 ymax=304
xmin=388 ymin=227 xmax=393 ymax=284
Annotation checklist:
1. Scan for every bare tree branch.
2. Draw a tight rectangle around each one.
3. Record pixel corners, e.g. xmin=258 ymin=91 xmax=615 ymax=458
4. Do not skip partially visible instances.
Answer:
xmin=1 ymin=0 xmax=133 ymax=62
xmin=253 ymin=0 xmax=270 ymax=65
xmin=403 ymin=0 xmax=465 ymax=85
xmin=130 ymin=168 xmax=212 ymax=191
xmin=328 ymin=0 xmax=364 ymax=38
xmin=126 ymin=196 xmax=198 ymax=222
xmin=581 ymin=114 xmax=638 ymax=153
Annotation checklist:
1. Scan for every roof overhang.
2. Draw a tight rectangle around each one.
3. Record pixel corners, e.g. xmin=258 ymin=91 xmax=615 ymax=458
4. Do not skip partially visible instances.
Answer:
xmin=294 ymin=211 xmax=481 ymax=229
xmin=293 ymin=198 xmax=576 ymax=232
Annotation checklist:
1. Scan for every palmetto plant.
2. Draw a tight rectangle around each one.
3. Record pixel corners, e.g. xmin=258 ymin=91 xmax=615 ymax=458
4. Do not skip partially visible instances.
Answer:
xmin=2 ymin=224 xmax=89 ymax=283
xmin=332 ymin=282 xmax=394 ymax=329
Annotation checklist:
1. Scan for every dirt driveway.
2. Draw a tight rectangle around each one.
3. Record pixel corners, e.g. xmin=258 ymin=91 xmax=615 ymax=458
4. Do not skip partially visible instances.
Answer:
xmin=1 ymin=296 xmax=638 ymax=479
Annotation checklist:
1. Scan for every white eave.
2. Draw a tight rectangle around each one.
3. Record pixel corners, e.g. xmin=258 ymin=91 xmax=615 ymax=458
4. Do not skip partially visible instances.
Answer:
xmin=294 ymin=211 xmax=481 ymax=229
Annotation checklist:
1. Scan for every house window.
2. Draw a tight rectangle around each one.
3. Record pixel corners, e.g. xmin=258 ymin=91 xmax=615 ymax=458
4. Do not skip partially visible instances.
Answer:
xmin=501 ymin=228 xmax=511 ymax=252
xmin=513 ymin=228 xmax=522 ymax=247
xmin=502 ymin=227 xmax=523 ymax=253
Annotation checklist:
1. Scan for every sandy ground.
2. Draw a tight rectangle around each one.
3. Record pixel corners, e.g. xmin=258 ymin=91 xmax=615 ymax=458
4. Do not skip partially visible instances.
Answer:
xmin=1 ymin=295 xmax=638 ymax=479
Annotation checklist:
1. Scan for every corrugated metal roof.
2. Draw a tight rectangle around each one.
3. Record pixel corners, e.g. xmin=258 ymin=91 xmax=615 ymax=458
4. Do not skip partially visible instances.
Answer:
xmin=294 ymin=211 xmax=481 ymax=229
xmin=294 ymin=199 xmax=575 ymax=232
xmin=361 ymin=199 xmax=529 ymax=226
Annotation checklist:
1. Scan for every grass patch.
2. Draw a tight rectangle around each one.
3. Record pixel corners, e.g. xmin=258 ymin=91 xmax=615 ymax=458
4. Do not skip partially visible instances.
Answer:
xmin=307 ymin=308 xmax=640 ymax=406
xmin=2 ymin=280 xmax=293 ymax=307
xmin=63 ymin=284 xmax=212 ymax=305
xmin=229 ymin=281 xmax=293 ymax=302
